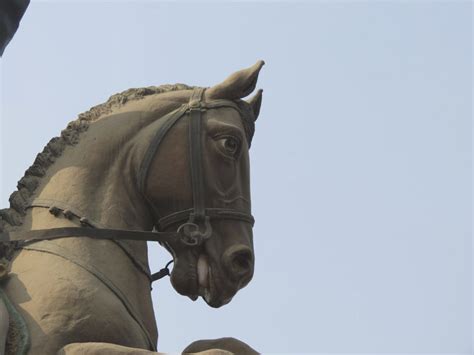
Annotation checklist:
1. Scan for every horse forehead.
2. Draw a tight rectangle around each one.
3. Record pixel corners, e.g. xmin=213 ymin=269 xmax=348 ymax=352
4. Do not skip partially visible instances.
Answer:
xmin=205 ymin=106 xmax=244 ymax=129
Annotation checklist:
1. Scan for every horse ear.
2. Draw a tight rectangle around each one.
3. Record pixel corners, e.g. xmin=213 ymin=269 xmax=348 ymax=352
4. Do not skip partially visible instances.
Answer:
xmin=206 ymin=60 xmax=265 ymax=100
xmin=246 ymin=89 xmax=263 ymax=121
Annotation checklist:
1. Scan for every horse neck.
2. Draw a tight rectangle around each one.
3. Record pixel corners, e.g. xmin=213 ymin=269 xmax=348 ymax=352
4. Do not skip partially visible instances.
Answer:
xmin=20 ymin=115 xmax=157 ymax=276
xmin=30 ymin=113 xmax=155 ymax=231
xmin=20 ymin=173 xmax=159 ymax=346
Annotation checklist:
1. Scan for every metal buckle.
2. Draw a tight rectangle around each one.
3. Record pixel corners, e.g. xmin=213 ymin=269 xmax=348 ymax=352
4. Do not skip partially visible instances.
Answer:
xmin=187 ymin=100 xmax=207 ymax=113
xmin=177 ymin=215 xmax=212 ymax=246
xmin=188 ymin=99 xmax=200 ymax=108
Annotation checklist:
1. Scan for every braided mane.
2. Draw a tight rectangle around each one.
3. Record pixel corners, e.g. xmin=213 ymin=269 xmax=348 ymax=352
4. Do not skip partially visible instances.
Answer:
xmin=0 ymin=84 xmax=195 ymax=258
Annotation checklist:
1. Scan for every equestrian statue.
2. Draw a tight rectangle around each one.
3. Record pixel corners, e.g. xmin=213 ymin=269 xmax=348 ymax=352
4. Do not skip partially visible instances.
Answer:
xmin=0 ymin=61 xmax=264 ymax=354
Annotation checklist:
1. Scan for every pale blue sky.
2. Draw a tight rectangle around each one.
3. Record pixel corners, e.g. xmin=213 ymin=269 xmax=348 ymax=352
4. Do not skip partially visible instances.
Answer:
xmin=0 ymin=1 xmax=472 ymax=354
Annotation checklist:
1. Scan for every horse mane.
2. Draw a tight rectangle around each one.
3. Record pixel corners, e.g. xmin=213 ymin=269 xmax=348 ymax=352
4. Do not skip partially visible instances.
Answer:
xmin=0 ymin=83 xmax=195 ymax=258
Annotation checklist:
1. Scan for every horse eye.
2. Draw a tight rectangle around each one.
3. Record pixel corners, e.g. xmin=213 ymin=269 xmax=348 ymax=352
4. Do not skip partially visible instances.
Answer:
xmin=218 ymin=137 xmax=241 ymax=158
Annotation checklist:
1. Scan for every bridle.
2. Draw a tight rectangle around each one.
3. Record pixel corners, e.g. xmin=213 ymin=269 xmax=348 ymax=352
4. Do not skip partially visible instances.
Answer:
xmin=0 ymin=88 xmax=256 ymax=352
xmin=139 ymin=87 xmax=255 ymax=247
xmin=0 ymin=87 xmax=255 ymax=274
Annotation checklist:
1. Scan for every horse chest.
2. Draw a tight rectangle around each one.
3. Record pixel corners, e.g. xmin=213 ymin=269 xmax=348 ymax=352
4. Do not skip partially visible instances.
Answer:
xmin=3 ymin=244 xmax=157 ymax=353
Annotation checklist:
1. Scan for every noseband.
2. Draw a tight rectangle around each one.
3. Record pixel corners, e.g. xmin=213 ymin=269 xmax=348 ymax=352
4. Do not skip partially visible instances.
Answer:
xmin=0 ymin=88 xmax=254 ymax=262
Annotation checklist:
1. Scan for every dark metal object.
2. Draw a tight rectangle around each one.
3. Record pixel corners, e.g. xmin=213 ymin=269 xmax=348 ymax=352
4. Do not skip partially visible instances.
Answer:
xmin=151 ymin=260 xmax=174 ymax=282
xmin=0 ymin=0 xmax=30 ymax=56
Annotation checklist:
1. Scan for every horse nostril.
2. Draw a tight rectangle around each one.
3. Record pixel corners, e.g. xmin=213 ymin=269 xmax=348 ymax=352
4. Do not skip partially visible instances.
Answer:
xmin=223 ymin=246 xmax=254 ymax=282
xmin=232 ymin=250 xmax=252 ymax=274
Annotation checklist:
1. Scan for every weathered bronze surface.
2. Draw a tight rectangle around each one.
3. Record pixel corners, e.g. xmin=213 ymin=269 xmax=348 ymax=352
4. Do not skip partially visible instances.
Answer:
xmin=0 ymin=61 xmax=264 ymax=354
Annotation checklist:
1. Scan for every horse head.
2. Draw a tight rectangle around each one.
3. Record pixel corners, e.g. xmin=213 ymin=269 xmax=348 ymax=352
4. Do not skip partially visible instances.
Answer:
xmin=142 ymin=61 xmax=264 ymax=307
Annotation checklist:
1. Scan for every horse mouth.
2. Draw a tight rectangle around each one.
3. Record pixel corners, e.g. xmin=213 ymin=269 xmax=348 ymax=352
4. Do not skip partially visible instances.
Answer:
xmin=197 ymin=254 xmax=212 ymax=302
xmin=191 ymin=254 xmax=232 ymax=308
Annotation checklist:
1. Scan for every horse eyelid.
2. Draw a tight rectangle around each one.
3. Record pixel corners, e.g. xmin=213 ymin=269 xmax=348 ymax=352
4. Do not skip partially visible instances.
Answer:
xmin=207 ymin=121 xmax=244 ymax=141
xmin=209 ymin=129 xmax=243 ymax=143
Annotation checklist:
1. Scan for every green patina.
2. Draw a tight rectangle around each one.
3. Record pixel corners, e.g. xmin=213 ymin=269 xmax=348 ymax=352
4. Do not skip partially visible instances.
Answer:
xmin=0 ymin=287 xmax=30 ymax=355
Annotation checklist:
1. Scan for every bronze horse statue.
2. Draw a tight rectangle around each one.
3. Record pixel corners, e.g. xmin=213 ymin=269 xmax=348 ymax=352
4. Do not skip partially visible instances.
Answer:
xmin=0 ymin=61 xmax=264 ymax=354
